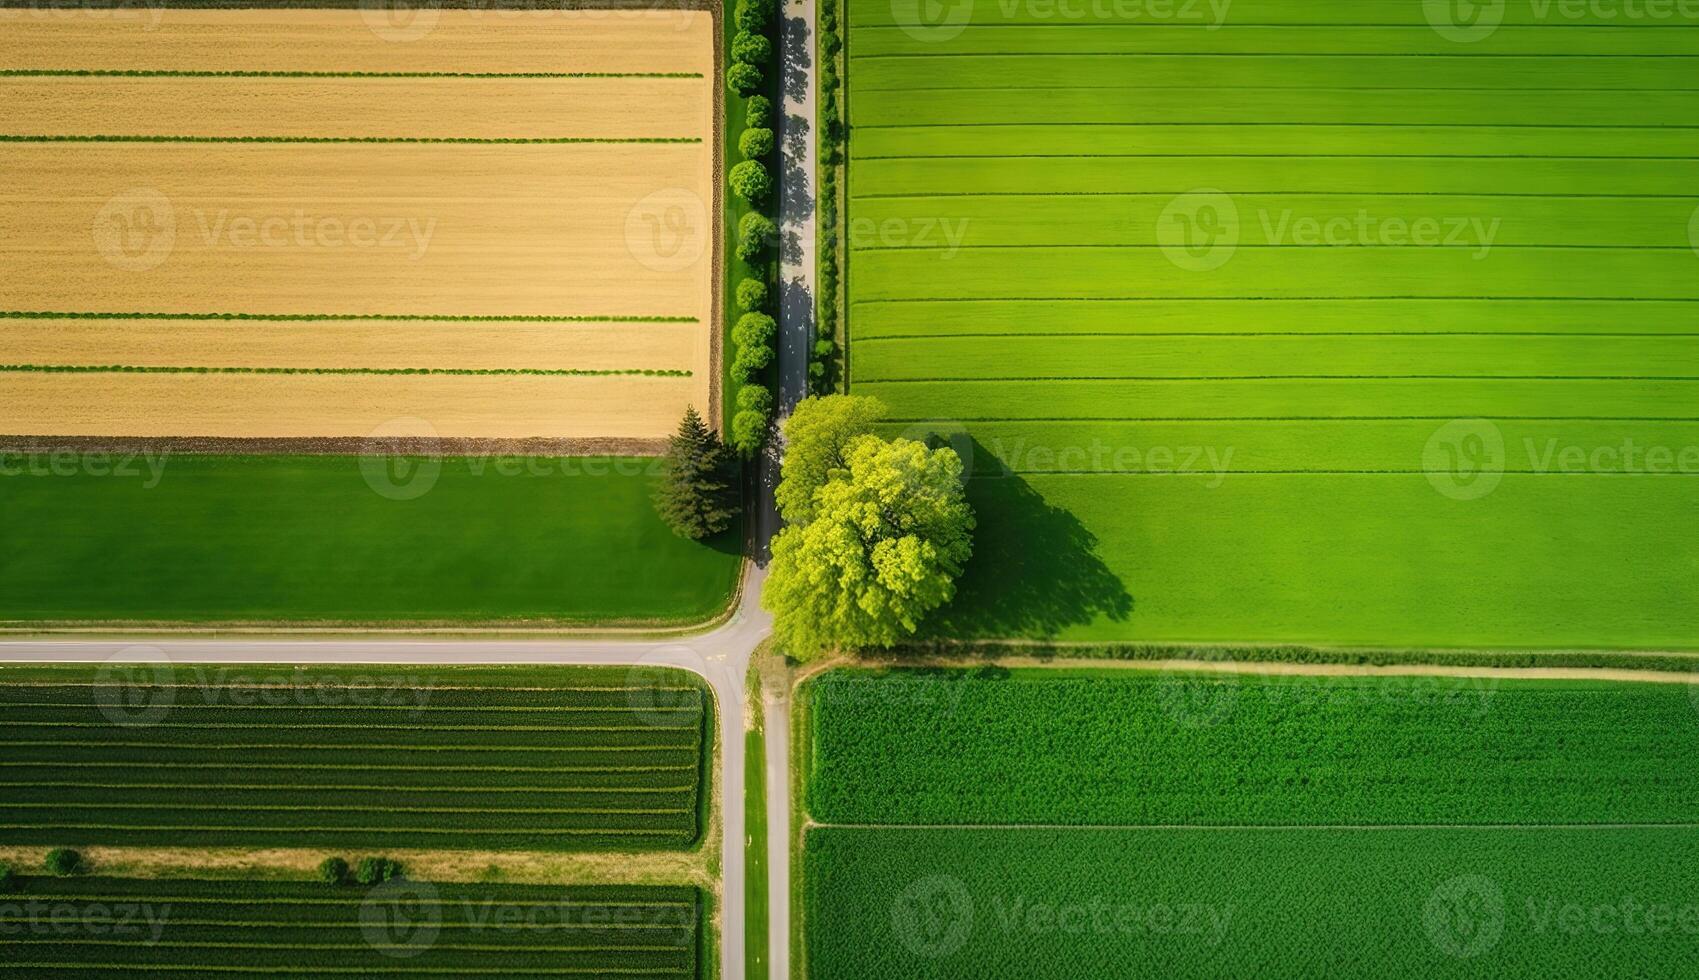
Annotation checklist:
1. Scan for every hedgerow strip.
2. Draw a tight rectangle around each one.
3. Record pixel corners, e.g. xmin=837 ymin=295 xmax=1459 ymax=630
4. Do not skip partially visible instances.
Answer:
xmin=0 ymin=966 xmax=693 ymax=975
xmin=6 ymin=941 xmax=689 ymax=953
xmin=0 ymin=134 xmax=700 ymax=144
xmin=0 ymin=761 xmax=699 ymax=772
xmin=0 ymin=823 xmax=689 ymax=834
xmin=2 ymin=70 xmax=703 ymax=79
xmin=3 ymin=802 xmax=694 ymax=815
xmin=0 ymin=365 xmax=690 ymax=377
xmin=9 ymin=721 xmax=697 ymax=732
xmin=5 ymin=740 xmax=693 ymax=750
xmin=0 ymin=311 xmax=695 ymax=323
xmin=5 ymin=895 xmax=692 ymax=908
xmin=0 ymin=782 xmax=693 ymax=793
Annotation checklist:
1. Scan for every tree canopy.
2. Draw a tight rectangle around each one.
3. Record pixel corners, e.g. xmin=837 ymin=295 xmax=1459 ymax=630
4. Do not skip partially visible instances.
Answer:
xmin=762 ymin=397 xmax=974 ymax=656
xmin=653 ymin=406 xmax=738 ymax=539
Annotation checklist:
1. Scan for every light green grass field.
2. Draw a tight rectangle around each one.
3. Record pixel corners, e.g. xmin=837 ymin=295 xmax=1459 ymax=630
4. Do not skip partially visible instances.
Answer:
xmin=0 ymin=455 xmax=741 ymax=624
xmin=845 ymin=0 xmax=1699 ymax=647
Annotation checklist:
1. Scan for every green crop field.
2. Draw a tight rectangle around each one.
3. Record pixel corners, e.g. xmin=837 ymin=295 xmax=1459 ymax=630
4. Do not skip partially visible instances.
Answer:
xmin=844 ymin=0 xmax=1699 ymax=647
xmin=807 ymin=826 xmax=1699 ymax=979
xmin=0 ymin=875 xmax=701 ymax=978
xmin=0 ymin=455 xmax=741 ymax=624
xmin=806 ymin=669 xmax=1699 ymax=825
xmin=803 ymin=669 xmax=1699 ymax=978
xmin=0 ymin=665 xmax=710 ymax=851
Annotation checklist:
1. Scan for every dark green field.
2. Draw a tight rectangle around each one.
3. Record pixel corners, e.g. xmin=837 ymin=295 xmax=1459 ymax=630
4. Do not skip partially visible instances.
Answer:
xmin=807 ymin=826 xmax=1699 ymax=980
xmin=0 ymin=454 xmax=741 ymax=624
xmin=0 ymin=875 xmax=700 ymax=978
xmin=0 ymin=665 xmax=710 ymax=851
xmin=807 ymin=669 xmax=1699 ymax=825
xmin=803 ymin=669 xmax=1699 ymax=978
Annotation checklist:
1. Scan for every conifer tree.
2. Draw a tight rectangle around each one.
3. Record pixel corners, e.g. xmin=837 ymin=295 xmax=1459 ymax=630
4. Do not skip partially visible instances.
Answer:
xmin=654 ymin=406 xmax=738 ymax=539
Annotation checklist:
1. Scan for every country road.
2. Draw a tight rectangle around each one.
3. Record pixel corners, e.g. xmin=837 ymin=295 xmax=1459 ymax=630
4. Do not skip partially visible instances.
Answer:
xmin=0 ymin=561 xmax=785 ymax=980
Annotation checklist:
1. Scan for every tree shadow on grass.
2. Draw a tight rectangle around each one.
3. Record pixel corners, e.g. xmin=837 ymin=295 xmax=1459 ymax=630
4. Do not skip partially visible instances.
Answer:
xmin=921 ymin=439 xmax=1134 ymax=639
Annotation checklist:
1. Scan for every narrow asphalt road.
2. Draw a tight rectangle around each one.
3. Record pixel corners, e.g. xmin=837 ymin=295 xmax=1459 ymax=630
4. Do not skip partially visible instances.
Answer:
xmin=0 ymin=562 xmax=778 ymax=980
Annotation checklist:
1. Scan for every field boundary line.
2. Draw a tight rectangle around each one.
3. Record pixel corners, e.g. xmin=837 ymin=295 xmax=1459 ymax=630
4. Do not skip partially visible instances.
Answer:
xmin=0 ymin=365 xmax=692 ymax=377
xmin=0 ymin=802 xmax=693 ymax=815
xmin=807 ymin=821 xmax=1699 ymax=831
xmin=0 ymin=134 xmax=702 ymax=144
xmin=858 ymin=331 xmax=1699 ymax=338
xmin=0 ymin=967 xmax=688 ymax=976
xmin=0 ymin=782 xmax=693 ymax=793
xmin=858 ymin=373 xmax=1699 ymax=381
xmin=0 ymin=311 xmax=696 ymax=323
xmin=0 ymin=824 xmax=689 ymax=835
xmin=1 ymin=70 xmax=702 ymax=79
xmin=4 ymin=721 xmax=697 ymax=732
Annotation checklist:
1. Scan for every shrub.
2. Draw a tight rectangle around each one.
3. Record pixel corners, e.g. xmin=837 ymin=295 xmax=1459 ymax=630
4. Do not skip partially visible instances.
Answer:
xmin=733 ymin=311 xmax=777 ymax=351
xmin=735 ymin=0 xmax=774 ymax=32
xmin=730 ymin=407 xmax=771 ymax=457
xmin=319 ymin=856 xmax=350 ymax=885
xmin=746 ymin=95 xmax=773 ymax=129
xmin=729 ymin=160 xmax=772 ymax=205
xmin=736 ymin=277 xmax=770 ymax=313
xmin=739 ymin=126 xmax=775 ymax=160
xmin=734 ymin=342 xmax=774 ymax=382
xmin=814 ymin=338 xmax=837 ymax=360
xmin=355 ymin=856 xmax=405 ymax=885
xmin=732 ymin=30 xmax=772 ymax=65
xmin=45 ymin=848 xmax=83 ymax=876
xmin=726 ymin=62 xmax=762 ymax=97
xmin=0 ymin=862 xmax=13 ymax=890
xmin=738 ymin=384 xmax=774 ymax=416
xmin=737 ymin=211 xmax=776 ymax=261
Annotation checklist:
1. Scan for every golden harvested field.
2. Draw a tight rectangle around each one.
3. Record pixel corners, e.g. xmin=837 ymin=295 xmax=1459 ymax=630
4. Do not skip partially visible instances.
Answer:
xmin=0 ymin=9 xmax=718 ymax=444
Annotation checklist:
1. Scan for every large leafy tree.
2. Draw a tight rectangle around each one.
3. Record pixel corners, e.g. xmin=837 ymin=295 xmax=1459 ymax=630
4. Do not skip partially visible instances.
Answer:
xmin=763 ymin=404 xmax=974 ymax=657
xmin=653 ymin=406 xmax=738 ymax=540
xmin=773 ymin=394 xmax=887 ymax=524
